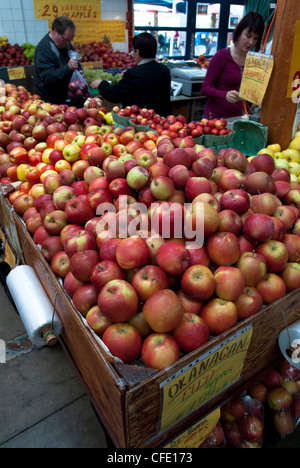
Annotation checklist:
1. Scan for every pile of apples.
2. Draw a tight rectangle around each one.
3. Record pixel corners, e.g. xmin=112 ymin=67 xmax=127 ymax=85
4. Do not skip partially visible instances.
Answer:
xmin=258 ymin=129 xmax=300 ymax=185
xmin=0 ymin=42 xmax=32 ymax=67
xmin=74 ymin=41 xmax=136 ymax=69
xmin=1 ymin=88 xmax=300 ymax=371
xmin=113 ymin=104 xmax=232 ymax=139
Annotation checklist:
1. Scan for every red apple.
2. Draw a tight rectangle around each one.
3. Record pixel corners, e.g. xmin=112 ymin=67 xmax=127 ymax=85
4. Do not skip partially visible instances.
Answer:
xmin=214 ymin=266 xmax=245 ymax=301
xmin=63 ymin=229 xmax=96 ymax=257
xmin=85 ymin=305 xmax=112 ymax=337
xmin=72 ymin=283 xmax=98 ymax=317
xmin=90 ymin=259 xmax=125 ymax=292
xmin=243 ymin=213 xmax=275 ymax=244
xmin=141 ymin=332 xmax=180 ymax=370
xmin=143 ymin=288 xmax=184 ymax=333
xmin=50 ymin=250 xmax=71 ymax=278
xmin=234 ymin=286 xmax=263 ymax=320
xmin=220 ymin=189 xmax=250 ymax=215
xmin=206 ymin=231 xmax=240 ymax=266
xmin=282 ymin=233 xmax=300 ymax=262
xmin=70 ymin=249 xmax=99 ymax=283
xmin=65 ymin=196 xmax=95 ymax=225
xmin=280 ymin=262 xmax=300 ymax=291
xmin=41 ymin=235 xmax=63 ymax=262
xmin=115 ymin=236 xmax=150 ymax=270
xmin=63 ymin=271 xmax=84 ymax=298
xmin=239 ymin=415 xmax=263 ymax=442
xmin=156 ymin=241 xmax=190 ymax=276
xmin=43 ymin=210 xmax=68 ymax=235
xmin=98 ymin=279 xmax=139 ymax=322
xmin=236 ymin=251 xmax=268 ymax=286
xmin=256 ymin=273 xmax=286 ymax=304
xmin=102 ymin=323 xmax=142 ymax=364
xmin=218 ymin=209 xmax=243 ymax=236
xmin=255 ymin=239 xmax=289 ymax=273
xmin=181 ymin=264 xmax=215 ymax=301
xmin=172 ymin=312 xmax=210 ymax=353
xmin=200 ymin=297 xmax=238 ymax=335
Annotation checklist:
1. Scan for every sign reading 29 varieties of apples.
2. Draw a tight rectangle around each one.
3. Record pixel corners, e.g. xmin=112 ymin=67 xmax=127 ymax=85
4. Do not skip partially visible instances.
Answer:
xmin=239 ymin=51 xmax=274 ymax=106
xmin=33 ymin=0 xmax=125 ymax=43
xmin=158 ymin=325 xmax=253 ymax=433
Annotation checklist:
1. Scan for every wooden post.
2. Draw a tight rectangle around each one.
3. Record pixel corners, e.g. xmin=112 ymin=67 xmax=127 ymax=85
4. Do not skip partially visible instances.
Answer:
xmin=260 ymin=0 xmax=300 ymax=149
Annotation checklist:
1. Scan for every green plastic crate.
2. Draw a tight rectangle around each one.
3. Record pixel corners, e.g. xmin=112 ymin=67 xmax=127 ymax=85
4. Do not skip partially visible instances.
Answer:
xmin=111 ymin=111 xmax=132 ymax=127
xmin=231 ymin=120 xmax=268 ymax=157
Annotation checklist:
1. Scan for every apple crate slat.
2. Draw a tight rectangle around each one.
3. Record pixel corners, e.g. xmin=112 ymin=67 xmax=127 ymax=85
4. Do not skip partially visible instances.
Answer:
xmin=11 ymin=205 xmax=300 ymax=448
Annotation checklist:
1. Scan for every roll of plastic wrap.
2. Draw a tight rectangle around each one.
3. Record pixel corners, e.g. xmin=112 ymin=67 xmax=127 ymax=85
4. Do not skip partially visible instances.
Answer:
xmin=6 ymin=265 xmax=62 ymax=347
xmin=278 ymin=320 xmax=300 ymax=370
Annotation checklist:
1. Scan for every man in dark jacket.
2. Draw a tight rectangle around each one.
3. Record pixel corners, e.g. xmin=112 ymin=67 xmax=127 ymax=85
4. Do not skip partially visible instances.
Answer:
xmin=34 ymin=16 xmax=80 ymax=104
xmin=90 ymin=33 xmax=171 ymax=116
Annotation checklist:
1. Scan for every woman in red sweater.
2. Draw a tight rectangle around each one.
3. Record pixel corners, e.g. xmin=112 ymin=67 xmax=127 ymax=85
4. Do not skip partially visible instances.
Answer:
xmin=201 ymin=11 xmax=265 ymax=119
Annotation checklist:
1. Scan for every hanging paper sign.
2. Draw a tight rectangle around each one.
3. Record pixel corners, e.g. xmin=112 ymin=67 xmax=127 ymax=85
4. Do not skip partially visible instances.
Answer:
xmin=158 ymin=325 xmax=253 ymax=433
xmin=239 ymin=51 xmax=274 ymax=106
xmin=33 ymin=0 xmax=101 ymax=22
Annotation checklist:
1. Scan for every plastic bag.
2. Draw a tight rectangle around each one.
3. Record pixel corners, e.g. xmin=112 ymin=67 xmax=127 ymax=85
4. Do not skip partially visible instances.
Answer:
xmin=221 ymin=395 xmax=264 ymax=448
xmin=249 ymin=359 xmax=300 ymax=439
xmin=67 ymin=51 xmax=90 ymax=101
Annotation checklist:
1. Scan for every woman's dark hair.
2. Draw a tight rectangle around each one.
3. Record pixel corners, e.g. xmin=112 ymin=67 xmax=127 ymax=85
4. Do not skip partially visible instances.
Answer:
xmin=233 ymin=11 xmax=265 ymax=52
xmin=132 ymin=32 xmax=157 ymax=58
xmin=51 ymin=16 xmax=76 ymax=34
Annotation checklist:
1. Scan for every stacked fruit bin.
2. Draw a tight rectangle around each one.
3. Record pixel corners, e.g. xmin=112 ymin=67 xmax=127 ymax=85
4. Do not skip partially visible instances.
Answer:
xmin=1 ymin=82 xmax=300 ymax=446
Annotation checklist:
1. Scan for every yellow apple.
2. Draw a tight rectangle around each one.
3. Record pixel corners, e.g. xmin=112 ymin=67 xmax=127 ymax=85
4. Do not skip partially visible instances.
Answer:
xmin=282 ymin=148 xmax=300 ymax=163
xmin=274 ymin=158 xmax=290 ymax=171
xmin=41 ymin=148 xmax=54 ymax=164
xmin=294 ymin=131 xmax=300 ymax=138
xmin=40 ymin=169 xmax=58 ymax=183
xmin=267 ymin=143 xmax=281 ymax=153
xmin=290 ymin=173 xmax=298 ymax=183
xmin=17 ymin=163 xmax=29 ymax=182
xmin=274 ymin=152 xmax=283 ymax=160
xmin=257 ymin=147 xmax=275 ymax=158
xmin=289 ymin=162 xmax=300 ymax=176
xmin=289 ymin=137 xmax=300 ymax=151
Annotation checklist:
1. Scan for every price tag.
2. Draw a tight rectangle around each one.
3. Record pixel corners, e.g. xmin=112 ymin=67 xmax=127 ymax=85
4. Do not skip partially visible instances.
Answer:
xmin=7 ymin=68 xmax=25 ymax=80
xmin=158 ymin=325 xmax=253 ymax=433
xmin=164 ymin=407 xmax=221 ymax=448
xmin=239 ymin=51 xmax=274 ymax=106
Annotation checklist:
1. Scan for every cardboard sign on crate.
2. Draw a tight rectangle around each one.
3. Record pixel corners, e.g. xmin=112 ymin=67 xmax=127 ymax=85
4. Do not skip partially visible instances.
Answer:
xmin=83 ymin=61 xmax=103 ymax=70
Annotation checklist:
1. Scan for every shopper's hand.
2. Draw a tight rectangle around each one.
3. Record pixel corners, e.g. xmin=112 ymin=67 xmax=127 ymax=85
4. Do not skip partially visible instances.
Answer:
xmin=68 ymin=57 xmax=78 ymax=71
xmin=226 ymin=90 xmax=240 ymax=103
xmin=90 ymin=79 xmax=102 ymax=89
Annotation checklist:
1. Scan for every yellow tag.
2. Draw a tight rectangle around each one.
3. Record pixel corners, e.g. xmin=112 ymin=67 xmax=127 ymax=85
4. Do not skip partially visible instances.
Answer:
xmin=7 ymin=68 xmax=25 ymax=80
xmin=159 ymin=325 xmax=253 ymax=432
xmin=164 ymin=407 xmax=221 ymax=448
xmin=239 ymin=51 xmax=274 ymax=106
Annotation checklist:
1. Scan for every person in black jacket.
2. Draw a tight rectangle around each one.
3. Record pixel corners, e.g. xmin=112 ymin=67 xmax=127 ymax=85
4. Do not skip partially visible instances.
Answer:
xmin=90 ymin=33 xmax=172 ymax=116
xmin=34 ymin=16 xmax=80 ymax=104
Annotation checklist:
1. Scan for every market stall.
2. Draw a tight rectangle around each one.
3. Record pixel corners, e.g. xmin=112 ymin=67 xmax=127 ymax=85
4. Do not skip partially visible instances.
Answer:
xmin=0 ymin=0 xmax=300 ymax=450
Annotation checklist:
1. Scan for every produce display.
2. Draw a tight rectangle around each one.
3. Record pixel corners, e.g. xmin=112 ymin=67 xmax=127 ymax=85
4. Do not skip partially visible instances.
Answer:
xmin=113 ymin=105 xmax=232 ymax=138
xmin=74 ymin=41 xmax=136 ymax=69
xmin=1 ymin=82 xmax=300 ymax=374
xmin=82 ymin=68 xmax=123 ymax=87
xmin=0 ymin=42 xmax=33 ymax=67
xmin=201 ymin=359 xmax=300 ymax=448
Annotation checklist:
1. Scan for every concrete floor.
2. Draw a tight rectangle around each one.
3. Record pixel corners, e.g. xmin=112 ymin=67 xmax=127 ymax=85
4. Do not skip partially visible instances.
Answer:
xmin=0 ymin=281 xmax=108 ymax=449
xmin=1 ymin=274 xmax=299 ymax=449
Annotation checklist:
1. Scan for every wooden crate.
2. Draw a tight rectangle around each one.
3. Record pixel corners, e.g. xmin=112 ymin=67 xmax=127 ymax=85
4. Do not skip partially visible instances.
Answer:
xmin=13 ymin=209 xmax=300 ymax=448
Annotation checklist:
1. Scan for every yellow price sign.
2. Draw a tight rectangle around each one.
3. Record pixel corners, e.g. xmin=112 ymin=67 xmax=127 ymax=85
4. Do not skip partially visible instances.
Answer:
xmin=158 ymin=325 xmax=253 ymax=433
xmin=33 ymin=0 xmax=101 ymax=23
xmin=164 ymin=407 xmax=221 ymax=448
xmin=239 ymin=51 xmax=274 ymax=106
